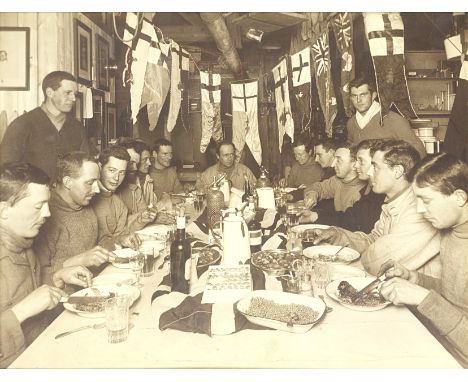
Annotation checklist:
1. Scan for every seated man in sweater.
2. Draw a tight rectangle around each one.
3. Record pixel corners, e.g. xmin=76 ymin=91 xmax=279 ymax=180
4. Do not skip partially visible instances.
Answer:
xmin=300 ymin=139 xmax=385 ymax=233
xmin=304 ymin=143 xmax=367 ymax=212
xmin=34 ymin=151 xmax=116 ymax=284
xmin=196 ymin=140 xmax=257 ymax=192
xmin=379 ymin=153 xmax=468 ymax=368
xmin=314 ymin=138 xmax=338 ymax=180
xmin=149 ymin=138 xmax=184 ymax=200
xmin=0 ymin=162 xmax=92 ymax=368
xmin=91 ymin=146 xmax=143 ymax=250
xmin=346 ymin=75 xmax=426 ymax=158
xmin=117 ymin=140 xmax=173 ymax=224
xmin=312 ymin=140 xmax=440 ymax=277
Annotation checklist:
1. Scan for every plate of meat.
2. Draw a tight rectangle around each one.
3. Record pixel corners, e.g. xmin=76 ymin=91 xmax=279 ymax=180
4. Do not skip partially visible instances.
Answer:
xmin=63 ymin=285 xmax=140 ymax=318
xmin=325 ymin=277 xmax=391 ymax=312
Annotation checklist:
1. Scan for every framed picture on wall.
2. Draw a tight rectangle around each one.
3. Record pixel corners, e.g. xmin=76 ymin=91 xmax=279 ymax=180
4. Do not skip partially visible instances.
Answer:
xmin=96 ymin=34 xmax=110 ymax=91
xmin=0 ymin=27 xmax=30 ymax=90
xmin=73 ymin=91 xmax=84 ymax=123
xmin=89 ymin=88 xmax=105 ymax=151
xmin=74 ymin=19 xmax=92 ymax=86
xmin=106 ymin=103 xmax=117 ymax=145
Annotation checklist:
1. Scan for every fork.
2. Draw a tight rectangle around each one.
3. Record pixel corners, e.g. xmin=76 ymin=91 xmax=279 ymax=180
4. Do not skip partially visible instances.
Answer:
xmin=55 ymin=322 xmax=105 ymax=339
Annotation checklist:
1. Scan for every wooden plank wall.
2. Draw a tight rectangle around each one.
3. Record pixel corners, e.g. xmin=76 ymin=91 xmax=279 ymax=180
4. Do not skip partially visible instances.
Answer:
xmin=0 ymin=12 xmax=114 ymax=138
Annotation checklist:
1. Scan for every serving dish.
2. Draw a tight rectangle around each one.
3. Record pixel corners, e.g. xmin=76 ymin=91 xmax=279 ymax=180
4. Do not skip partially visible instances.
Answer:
xmin=250 ymin=249 xmax=302 ymax=276
xmin=236 ymin=290 xmax=326 ymax=333
xmin=303 ymin=245 xmax=360 ymax=264
xmin=325 ymin=277 xmax=391 ymax=312
xmin=63 ymin=284 xmax=140 ymax=318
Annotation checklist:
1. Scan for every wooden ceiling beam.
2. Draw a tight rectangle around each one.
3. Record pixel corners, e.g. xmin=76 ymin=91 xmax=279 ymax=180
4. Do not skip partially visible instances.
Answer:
xmin=158 ymin=25 xmax=212 ymax=43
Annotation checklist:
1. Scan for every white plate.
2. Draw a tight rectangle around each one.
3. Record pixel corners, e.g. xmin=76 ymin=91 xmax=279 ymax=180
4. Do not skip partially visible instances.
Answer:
xmin=139 ymin=240 xmax=165 ymax=255
xmin=135 ymin=224 xmax=172 ymax=240
xmin=91 ymin=273 xmax=136 ymax=286
xmin=325 ymin=277 xmax=391 ymax=312
xmin=283 ymin=187 xmax=297 ymax=193
xmin=327 ymin=264 xmax=367 ymax=281
xmin=111 ymin=248 xmax=138 ymax=269
xmin=290 ymin=224 xmax=330 ymax=235
xmin=303 ymin=245 xmax=360 ymax=264
xmin=63 ymin=285 xmax=140 ymax=318
xmin=236 ymin=290 xmax=326 ymax=333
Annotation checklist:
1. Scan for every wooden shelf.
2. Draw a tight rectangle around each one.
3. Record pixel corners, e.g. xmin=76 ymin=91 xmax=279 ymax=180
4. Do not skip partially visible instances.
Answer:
xmin=415 ymin=110 xmax=451 ymax=116
xmin=408 ymin=77 xmax=456 ymax=81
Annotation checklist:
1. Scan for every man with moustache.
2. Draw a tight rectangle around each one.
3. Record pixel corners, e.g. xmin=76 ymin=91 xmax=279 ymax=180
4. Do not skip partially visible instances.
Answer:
xmin=304 ymin=143 xmax=366 ymax=212
xmin=196 ymin=140 xmax=256 ymax=192
xmin=34 ymin=151 xmax=115 ymax=285
xmin=379 ymin=153 xmax=468 ymax=368
xmin=312 ymin=140 xmax=440 ymax=277
xmin=0 ymin=71 xmax=95 ymax=180
xmin=91 ymin=146 xmax=143 ymax=250
xmin=300 ymin=139 xmax=385 ymax=233
xmin=0 ymin=162 xmax=93 ymax=367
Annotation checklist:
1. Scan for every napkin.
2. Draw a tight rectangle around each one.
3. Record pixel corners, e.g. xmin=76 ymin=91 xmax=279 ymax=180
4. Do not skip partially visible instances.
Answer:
xmin=256 ymin=187 xmax=275 ymax=209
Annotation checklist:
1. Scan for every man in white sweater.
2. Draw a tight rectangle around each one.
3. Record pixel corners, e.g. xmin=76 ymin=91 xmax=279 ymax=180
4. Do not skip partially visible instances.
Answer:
xmin=379 ymin=153 xmax=468 ymax=368
xmin=312 ymin=139 xmax=440 ymax=277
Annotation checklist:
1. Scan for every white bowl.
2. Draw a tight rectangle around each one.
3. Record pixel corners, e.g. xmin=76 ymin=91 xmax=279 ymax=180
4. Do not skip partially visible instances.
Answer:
xmin=290 ymin=224 xmax=330 ymax=235
xmin=236 ymin=290 xmax=326 ymax=333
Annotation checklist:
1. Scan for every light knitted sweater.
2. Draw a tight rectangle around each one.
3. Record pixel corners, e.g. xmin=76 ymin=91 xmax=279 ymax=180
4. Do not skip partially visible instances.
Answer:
xmin=416 ymin=219 xmax=468 ymax=367
xmin=330 ymin=187 xmax=441 ymax=277
xmin=304 ymin=175 xmax=366 ymax=212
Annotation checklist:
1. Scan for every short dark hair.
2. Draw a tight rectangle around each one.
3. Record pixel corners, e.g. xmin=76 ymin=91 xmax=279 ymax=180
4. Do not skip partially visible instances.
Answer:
xmin=153 ymin=138 xmax=173 ymax=154
xmin=315 ymin=138 xmax=338 ymax=152
xmin=357 ymin=139 xmax=383 ymax=152
xmin=0 ymin=162 xmax=50 ymax=205
xmin=56 ymin=151 xmax=98 ymax=185
xmin=349 ymin=75 xmax=377 ymax=94
xmin=292 ymin=135 xmax=311 ymax=152
xmin=372 ymin=139 xmax=420 ymax=180
xmin=98 ymin=146 xmax=130 ymax=166
xmin=216 ymin=140 xmax=236 ymax=155
xmin=42 ymin=71 xmax=75 ymax=99
xmin=118 ymin=138 xmax=150 ymax=155
xmin=411 ymin=153 xmax=468 ymax=195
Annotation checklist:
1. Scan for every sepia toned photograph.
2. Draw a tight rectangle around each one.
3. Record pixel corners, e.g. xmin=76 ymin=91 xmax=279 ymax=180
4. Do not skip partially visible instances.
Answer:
xmin=0 ymin=3 xmax=467 ymax=378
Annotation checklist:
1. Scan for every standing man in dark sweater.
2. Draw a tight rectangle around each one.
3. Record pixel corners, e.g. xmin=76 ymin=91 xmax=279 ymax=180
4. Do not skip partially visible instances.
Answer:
xmin=346 ymin=75 xmax=426 ymax=158
xmin=0 ymin=71 xmax=95 ymax=180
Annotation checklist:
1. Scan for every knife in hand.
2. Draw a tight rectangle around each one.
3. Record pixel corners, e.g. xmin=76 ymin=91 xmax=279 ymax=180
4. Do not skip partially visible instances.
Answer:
xmin=351 ymin=274 xmax=387 ymax=302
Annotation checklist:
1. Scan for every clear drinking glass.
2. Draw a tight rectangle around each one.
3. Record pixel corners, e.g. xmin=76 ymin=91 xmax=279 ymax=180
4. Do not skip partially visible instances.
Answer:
xmin=105 ymin=296 xmax=130 ymax=344
xmin=312 ymin=261 xmax=330 ymax=296
xmin=129 ymin=253 xmax=145 ymax=287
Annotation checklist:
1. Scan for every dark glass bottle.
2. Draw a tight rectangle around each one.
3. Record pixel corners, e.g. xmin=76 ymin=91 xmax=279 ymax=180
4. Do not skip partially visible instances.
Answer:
xmin=242 ymin=174 xmax=251 ymax=202
xmin=248 ymin=217 xmax=262 ymax=254
xmin=170 ymin=212 xmax=191 ymax=293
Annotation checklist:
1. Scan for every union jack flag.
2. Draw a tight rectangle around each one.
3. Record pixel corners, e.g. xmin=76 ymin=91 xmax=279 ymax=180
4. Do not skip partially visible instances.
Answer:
xmin=333 ymin=13 xmax=352 ymax=50
xmin=312 ymin=34 xmax=329 ymax=77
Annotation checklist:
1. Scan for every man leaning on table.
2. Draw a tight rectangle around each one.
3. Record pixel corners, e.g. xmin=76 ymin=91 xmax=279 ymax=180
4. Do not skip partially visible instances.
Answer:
xmin=0 ymin=162 xmax=93 ymax=368
xmin=300 ymin=139 xmax=385 ymax=233
xmin=33 ymin=151 xmax=116 ymax=285
xmin=90 ymin=146 xmax=145 ymax=250
xmin=379 ymin=153 xmax=468 ymax=368
xmin=312 ymin=139 xmax=440 ymax=277
xmin=304 ymin=142 xmax=366 ymax=212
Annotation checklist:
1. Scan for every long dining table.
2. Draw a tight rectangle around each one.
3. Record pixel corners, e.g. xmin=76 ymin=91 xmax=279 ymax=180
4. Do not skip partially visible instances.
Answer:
xmin=9 ymin=235 xmax=461 ymax=369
